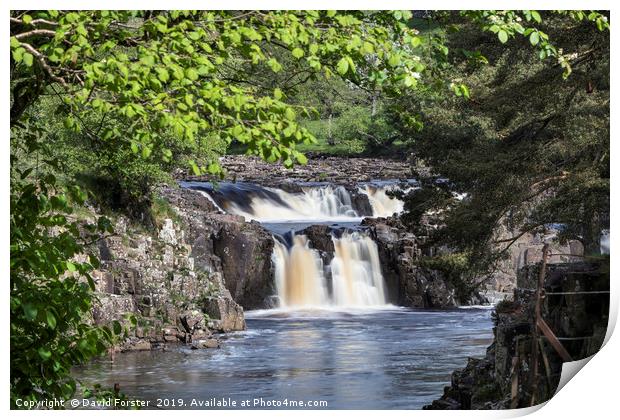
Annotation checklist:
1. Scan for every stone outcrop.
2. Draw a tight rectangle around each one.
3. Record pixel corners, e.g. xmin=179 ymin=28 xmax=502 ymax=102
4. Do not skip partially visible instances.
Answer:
xmin=204 ymin=294 xmax=246 ymax=332
xmin=89 ymin=209 xmax=247 ymax=352
xmin=87 ymin=185 xmax=278 ymax=353
xmin=299 ymin=224 xmax=336 ymax=266
xmin=211 ymin=218 xmax=275 ymax=309
xmin=361 ymin=217 xmax=465 ymax=308
xmin=162 ymin=187 xmax=276 ymax=309
xmin=425 ymin=260 xmax=609 ymax=409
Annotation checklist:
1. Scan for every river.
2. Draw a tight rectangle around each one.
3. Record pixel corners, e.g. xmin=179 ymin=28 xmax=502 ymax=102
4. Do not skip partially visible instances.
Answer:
xmin=75 ymin=306 xmax=493 ymax=409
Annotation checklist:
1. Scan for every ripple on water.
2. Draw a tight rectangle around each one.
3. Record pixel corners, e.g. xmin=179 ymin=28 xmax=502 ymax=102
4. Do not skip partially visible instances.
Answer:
xmin=74 ymin=307 xmax=493 ymax=409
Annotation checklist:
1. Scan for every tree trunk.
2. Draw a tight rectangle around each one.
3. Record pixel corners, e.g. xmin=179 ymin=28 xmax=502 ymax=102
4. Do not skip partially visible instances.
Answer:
xmin=581 ymin=211 xmax=602 ymax=255
xmin=371 ymin=94 xmax=377 ymax=117
xmin=327 ymin=112 xmax=334 ymax=146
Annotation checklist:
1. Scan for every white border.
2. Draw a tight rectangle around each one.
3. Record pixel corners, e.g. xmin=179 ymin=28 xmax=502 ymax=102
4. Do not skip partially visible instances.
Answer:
xmin=2 ymin=2 xmax=617 ymax=419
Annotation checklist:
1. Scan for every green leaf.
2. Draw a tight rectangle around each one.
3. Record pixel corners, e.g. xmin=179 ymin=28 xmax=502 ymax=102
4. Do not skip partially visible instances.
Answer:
xmin=460 ymin=84 xmax=470 ymax=99
xmin=336 ymin=57 xmax=349 ymax=75
xmin=23 ymin=303 xmax=38 ymax=321
xmin=529 ymin=31 xmax=540 ymax=46
xmin=190 ymin=161 xmax=201 ymax=176
xmin=185 ymin=68 xmax=198 ymax=81
xmin=112 ymin=320 xmax=122 ymax=335
xmin=22 ymin=14 xmax=32 ymax=24
xmin=404 ymin=75 xmax=418 ymax=88
xmin=388 ymin=54 xmax=401 ymax=67
xmin=46 ymin=311 xmax=57 ymax=329
xmin=23 ymin=52 xmax=34 ymax=67
xmin=498 ymin=30 xmax=508 ymax=44
xmin=291 ymin=48 xmax=304 ymax=59
xmin=296 ymin=153 xmax=308 ymax=165
xmin=273 ymin=88 xmax=283 ymax=100
xmin=207 ymin=162 xmax=221 ymax=174
xmin=38 ymin=347 xmax=52 ymax=361
xmin=284 ymin=108 xmax=296 ymax=121
xmin=156 ymin=68 xmax=169 ymax=82
xmin=267 ymin=58 xmax=282 ymax=73
xmin=12 ymin=47 xmax=24 ymax=62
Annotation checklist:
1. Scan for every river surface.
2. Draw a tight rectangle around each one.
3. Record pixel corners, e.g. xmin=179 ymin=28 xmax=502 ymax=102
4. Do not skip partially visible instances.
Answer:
xmin=75 ymin=306 xmax=493 ymax=409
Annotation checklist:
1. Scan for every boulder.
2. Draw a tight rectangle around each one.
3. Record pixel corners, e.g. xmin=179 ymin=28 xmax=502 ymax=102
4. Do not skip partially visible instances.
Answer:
xmin=203 ymin=296 xmax=246 ymax=332
xmin=211 ymin=216 xmax=275 ymax=309
xmin=349 ymin=189 xmax=373 ymax=216
xmin=127 ymin=340 xmax=152 ymax=351
xmin=191 ymin=338 xmax=220 ymax=349
xmin=300 ymin=225 xmax=335 ymax=255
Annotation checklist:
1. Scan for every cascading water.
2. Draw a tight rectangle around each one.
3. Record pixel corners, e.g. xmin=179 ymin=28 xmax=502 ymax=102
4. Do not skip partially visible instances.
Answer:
xmin=272 ymin=235 xmax=329 ymax=307
xmin=272 ymin=231 xmax=387 ymax=308
xmin=182 ymin=180 xmax=403 ymax=308
xmin=360 ymin=185 xmax=405 ymax=218
xmin=230 ymin=185 xmax=358 ymax=221
xmin=331 ymin=232 xmax=386 ymax=306
xmin=182 ymin=180 xmax=406 ymax=221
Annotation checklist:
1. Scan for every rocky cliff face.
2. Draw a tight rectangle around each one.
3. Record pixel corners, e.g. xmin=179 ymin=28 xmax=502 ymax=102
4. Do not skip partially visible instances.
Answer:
xmin=87 ymin=187 xmax=279 ymax=352
xmin=425 ymin=260 xmax=609 ymax=409
xmin=91 ymin=213 xmax=245 ymax=352
xmin=362 ymin=217 xmax=463 ymax=308
xmin=161 ymin=187 xmax=276 ymax=309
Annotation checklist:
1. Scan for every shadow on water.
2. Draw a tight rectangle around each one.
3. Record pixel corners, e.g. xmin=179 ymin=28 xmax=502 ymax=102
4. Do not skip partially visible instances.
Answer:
xmin=75 ymin=307 xmax=493 ymax=409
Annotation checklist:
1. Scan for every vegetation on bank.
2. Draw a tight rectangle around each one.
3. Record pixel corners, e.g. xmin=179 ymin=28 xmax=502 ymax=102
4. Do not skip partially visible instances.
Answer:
xmin=10 ymin=10 xmax=609 ymax=407
xmin=400 ymin=11 xmax=610 ymax=276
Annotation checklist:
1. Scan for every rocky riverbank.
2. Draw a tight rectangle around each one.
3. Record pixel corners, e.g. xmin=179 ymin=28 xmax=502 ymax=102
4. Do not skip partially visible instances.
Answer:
xmin=185 ymin=154 xmax=416 ymax=187
xmin=425 ymin=260 xmax=609 ymax=409
xmin=87 ymin=187 xmax=277 ymax=352
xmin=87 ymin=188 xmax=584 ymax=354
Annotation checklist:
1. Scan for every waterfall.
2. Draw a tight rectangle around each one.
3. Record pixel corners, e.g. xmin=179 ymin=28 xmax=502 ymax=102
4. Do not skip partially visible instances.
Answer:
xmin=183 ymin=181 xmax=408 ymax=221
xmin=272 ymin=235 xmax=329 ymax=307
xmin=202 ymin=183 xmax=359 ymax=221
xmin=360 ymin=185 xmax=404 ymax=218
xmin=331 ymin=232 xmax=386 ymax=306
xmin=272 ymin=231 xmax=387 ymax=308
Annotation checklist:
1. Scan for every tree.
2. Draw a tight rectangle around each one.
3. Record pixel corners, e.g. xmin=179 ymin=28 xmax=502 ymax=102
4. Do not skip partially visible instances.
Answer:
xmin=10 ymin=10 xmax=428 ymax=170
xmin=397 ymin=11 xmax=609 ymax=270
xmin=10 ymin=120 xmax=118 ymax=405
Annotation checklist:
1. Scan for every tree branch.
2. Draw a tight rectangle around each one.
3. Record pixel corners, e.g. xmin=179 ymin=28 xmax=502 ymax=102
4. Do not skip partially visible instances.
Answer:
xmin=19 ymin=42 xmax=67 ymax=86
xmin=14 ymin=29 xmax=57 ymax=40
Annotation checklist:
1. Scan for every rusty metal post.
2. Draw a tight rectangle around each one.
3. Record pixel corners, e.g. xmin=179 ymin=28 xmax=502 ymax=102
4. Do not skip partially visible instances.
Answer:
xmin=539 ymin=338 xmax=553 ymax=393
xmin=530 ymin=244 xmax=549 ymax=406
xmin=537 ymin=318 xmax=574 ymax=362
xmin=510 ymin=355 xmax=520 ymax=409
